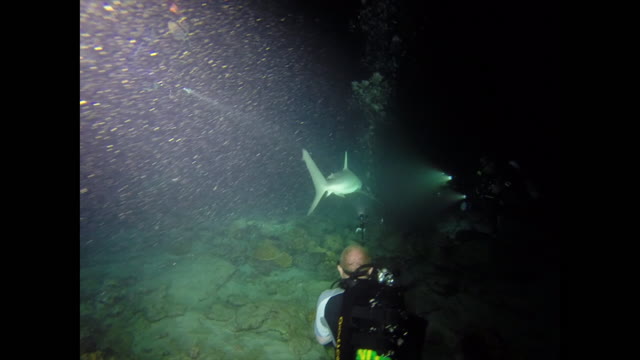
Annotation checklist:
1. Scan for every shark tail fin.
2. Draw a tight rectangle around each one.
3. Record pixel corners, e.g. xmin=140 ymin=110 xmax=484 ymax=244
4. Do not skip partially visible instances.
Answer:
xmin=302 ymin=149 xmax=328 ymax=215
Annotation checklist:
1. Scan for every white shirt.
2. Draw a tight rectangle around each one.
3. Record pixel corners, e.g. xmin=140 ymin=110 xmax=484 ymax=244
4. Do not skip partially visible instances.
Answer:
xmin=314 ymin=288 xmax=344 ymax=346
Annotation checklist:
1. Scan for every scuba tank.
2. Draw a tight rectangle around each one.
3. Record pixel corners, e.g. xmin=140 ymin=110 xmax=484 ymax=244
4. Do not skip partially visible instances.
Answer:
xmin=333 ymin=265 xmax=425 ymax=360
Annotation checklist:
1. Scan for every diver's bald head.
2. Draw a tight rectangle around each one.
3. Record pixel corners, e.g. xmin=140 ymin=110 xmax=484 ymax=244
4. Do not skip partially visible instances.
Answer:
xmin=339 ymin=245 xmax=372 ymax=273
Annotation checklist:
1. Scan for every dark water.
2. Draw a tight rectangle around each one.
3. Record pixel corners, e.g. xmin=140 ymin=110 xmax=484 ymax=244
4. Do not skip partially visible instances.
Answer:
xmin=80 ymin=1 xmax=561 ymax=359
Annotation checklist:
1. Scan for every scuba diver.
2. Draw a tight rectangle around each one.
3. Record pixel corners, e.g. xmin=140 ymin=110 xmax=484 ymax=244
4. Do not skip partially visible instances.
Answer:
xmin=355 ymin=213 xmax=368 ymax=243
xmin=314 ymin=245 xmax=427 ymax=360
xmin=355 ymin=211 xmax=385 ymax=244
xmin=456 ymin=155 xmax=541 ymax=237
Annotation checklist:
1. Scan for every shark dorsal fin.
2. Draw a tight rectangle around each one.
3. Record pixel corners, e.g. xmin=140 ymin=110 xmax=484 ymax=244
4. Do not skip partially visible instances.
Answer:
xmin=343 ymin=151 xmax=348 ymax=170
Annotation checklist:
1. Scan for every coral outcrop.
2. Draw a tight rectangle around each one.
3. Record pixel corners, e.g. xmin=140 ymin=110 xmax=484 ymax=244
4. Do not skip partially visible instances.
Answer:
xmin=252 ymin=239 xmax=292 ymax=268
xmin=80 ymin=351 xmax=109 ymax=360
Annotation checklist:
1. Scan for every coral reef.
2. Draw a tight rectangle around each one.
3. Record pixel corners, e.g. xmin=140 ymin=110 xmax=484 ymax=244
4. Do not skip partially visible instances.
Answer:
xmin=351 ymin=72 xmax=390 ymax=117
xmin=252 ymin=239 xmax=293 ymax=268
xmin=204 ymin=303 xmax=235 ymax=322
xmin=80 ymin=207 xmax=555 ymax=359
xmin=282 ymin=226 xmax=311 ymax=251
xmin=80 ymin=351 xmax=114 ymax=360
xmin=253 ymin=239 xmax=281 ymax=261
xmin=288 ymin=335 xmax=312 ymax=357
xmin=143 ymin=301 xmax=187 ymax=323
xmin=273 ymin=251 xmax=293 ymax=267
xmin=352 ymin=71 xmax=392 ymax=183
xmin=188 ymin=341 xmax=201 ymax=359
xmin=323 ymin=233 xmax=345 ymax=253
xmin=234 ymin=303 xmax=271 ymax=331
xmin=80 ymin=352 xmax=100 ymax=360
xmin=230 ymin=300 xmax=314 ymax=357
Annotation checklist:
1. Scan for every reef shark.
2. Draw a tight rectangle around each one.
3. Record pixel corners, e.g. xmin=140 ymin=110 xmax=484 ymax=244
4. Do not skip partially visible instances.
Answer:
xmin=302 ymin=149 xmax=363 ymax=215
